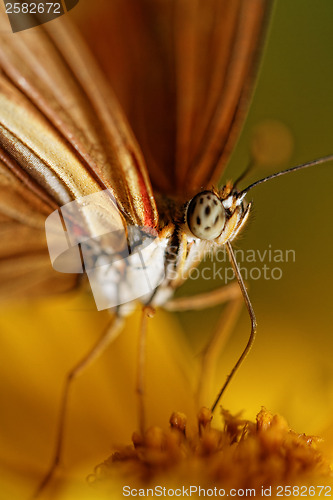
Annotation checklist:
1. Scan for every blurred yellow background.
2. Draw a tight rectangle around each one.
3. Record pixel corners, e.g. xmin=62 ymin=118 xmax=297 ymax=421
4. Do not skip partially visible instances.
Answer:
xmin=0 ymin=0 xmax=333 ymax=498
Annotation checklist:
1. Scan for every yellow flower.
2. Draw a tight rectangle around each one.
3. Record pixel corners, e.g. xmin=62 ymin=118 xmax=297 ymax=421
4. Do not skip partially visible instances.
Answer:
xmin=91 ymin=408 xmax=332 ymax=497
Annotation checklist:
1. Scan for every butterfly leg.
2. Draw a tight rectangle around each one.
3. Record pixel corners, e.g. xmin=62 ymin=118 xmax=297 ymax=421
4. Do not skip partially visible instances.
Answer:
xmin=164 ymin=281 xmax=243 ymax=407
xmin=210 ymin=242 xmax=256 ymax=412
xmin=32 ymin=315 xmax=123 ymax=499
xmin=197 ymin=297 xmax=243 ymax=408
xmin=164 ymin=281 xmax=241 ymax=312
xmin=164 ymin=241 xmax=256 ymax=413
xmin=136 ymin=306 xmax=155 ymax=436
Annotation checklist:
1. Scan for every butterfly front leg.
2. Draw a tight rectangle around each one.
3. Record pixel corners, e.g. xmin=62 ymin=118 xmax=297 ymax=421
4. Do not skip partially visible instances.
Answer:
xmin=163 ymin=237 xmax=256 ymax=413
xmin=164 ymin=280 xmax=243 ymax=409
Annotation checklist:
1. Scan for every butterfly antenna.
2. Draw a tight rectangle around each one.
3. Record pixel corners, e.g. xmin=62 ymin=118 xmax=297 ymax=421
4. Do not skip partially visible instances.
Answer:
xmin=240 ymin=154 xmax=333 ymax=196
xmin=233 ymin=158 xmax=255 ymax=188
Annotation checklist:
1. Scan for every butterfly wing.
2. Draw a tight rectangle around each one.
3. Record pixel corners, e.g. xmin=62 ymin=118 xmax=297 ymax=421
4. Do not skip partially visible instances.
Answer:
xmin=173 ymin=0 xmax=271 ymax=193
xmin=0 ymin=6 xmax=159 ymax=299
xmin=73 ymin=0 xmax=271 ymax=197
xmin=0 ymin=7 xmax=158 ymax=228
xmin=0 ymin=144 xmax=78 ymax=299
xmin=0 ymin=0 xmax=270 ymax=300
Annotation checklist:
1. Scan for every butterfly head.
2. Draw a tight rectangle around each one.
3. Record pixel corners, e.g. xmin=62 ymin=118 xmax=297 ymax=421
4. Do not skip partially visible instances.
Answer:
xmin=185 ymin=186 xmax=250 ymax=244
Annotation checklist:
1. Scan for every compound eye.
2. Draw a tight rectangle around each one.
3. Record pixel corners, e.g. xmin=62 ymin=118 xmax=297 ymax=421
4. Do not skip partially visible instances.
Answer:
xmin=186 ymin=191 xmax=226 ymax=240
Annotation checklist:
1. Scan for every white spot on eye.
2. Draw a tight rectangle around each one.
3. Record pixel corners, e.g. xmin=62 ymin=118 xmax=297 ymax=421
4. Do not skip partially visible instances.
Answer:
xmin=187 ymin=191 xmax=225 ymax=240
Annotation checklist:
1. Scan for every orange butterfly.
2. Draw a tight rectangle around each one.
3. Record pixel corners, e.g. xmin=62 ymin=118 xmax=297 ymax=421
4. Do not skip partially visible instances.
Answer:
xmin=0 ymin=1 xmax=332 ymax=497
